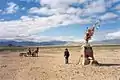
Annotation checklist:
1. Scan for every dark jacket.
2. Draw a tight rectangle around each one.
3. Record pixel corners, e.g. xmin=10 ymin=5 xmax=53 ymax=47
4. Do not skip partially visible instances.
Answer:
xmin=64 ymin=50 xmax=70 ymax=58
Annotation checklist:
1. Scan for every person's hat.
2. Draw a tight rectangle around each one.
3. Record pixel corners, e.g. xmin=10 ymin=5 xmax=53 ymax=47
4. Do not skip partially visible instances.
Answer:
xmin=65 ymin=48 xmax=68 ymax=50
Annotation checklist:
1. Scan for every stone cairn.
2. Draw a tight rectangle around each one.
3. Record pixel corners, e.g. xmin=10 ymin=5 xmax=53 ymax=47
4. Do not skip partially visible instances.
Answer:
xmin=79 ymin=26 xmax=99 ymax=66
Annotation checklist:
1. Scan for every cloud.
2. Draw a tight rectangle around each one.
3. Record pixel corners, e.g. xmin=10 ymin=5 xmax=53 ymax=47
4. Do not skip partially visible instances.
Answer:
xmin=28 ymin=0 xmax=108 ymax=26
xmin=106 ymin=31 xmax=120 ymax=39
xmin=0 ymin=10 xmax=2 ymax=13
xmin=115 ymin=4 xmax=120 ymax=10
xmin=0 ymin=0 xmax=109 ymax=41
xmin=104 ymin=0 xmax=119 ymax=8
xmin=112 ymin=0 xmax=120 ymax=3
xmin=26 ymin=35 xmax=83 ymax=42
xmin=28 ymin=0 xmax=119 ymax=27
xmin=0 ymin=13 xmax=92 ymax=41
xmin=84 ymin=0 xmax=106 ymax=15
xmin=100 ymin=12 xmax=118 ymax=20
xmin=20 ymin=0 xmax=39 ymax=3
xmin=30 ymin=0 xmax=106 ymax=16
xmin=21 ymin=7 xmax=26 ymax=10
xmin=3 ymin=2 xmax=19 ymax=14
xmin=0 ymin=0 xmax=120 ymax=42
xmin=0 ymin=15 xmax=61 ymax=38
xmin=29 ymin=6 xmax=83 ymax=16
xmin=40 ymin=0 xmax=78 ymax=8
xmin=0 ymin=19 xmax=5 ymax=21
xmin=29 ymin=7 xmax=55 ymax=15
xmin=3 ymin=35 xmax=83 ymax=42
xmin=28 ymin=6 xmax=92 ymax=24
xmin=20 ymin=16 xmax=34 ymax=21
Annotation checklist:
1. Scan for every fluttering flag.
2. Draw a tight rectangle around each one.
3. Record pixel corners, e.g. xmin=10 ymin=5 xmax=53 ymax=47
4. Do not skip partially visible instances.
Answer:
xmin=94 ymin=19 xmax=101 ymax=29
xmin=85 ymin=19 xmax=101 ymax=43
xmin=85 ymin=27 xmax=95 ymax=42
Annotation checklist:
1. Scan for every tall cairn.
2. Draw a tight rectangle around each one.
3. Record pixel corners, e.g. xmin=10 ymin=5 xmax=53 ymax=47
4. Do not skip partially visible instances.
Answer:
xmin=81 ymin=26 xmax=99 ymax=65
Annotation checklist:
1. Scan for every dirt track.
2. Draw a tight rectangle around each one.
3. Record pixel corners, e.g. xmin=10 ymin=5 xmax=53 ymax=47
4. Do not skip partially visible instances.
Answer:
xmin=0 ymin=47 xmax=120 ymax=80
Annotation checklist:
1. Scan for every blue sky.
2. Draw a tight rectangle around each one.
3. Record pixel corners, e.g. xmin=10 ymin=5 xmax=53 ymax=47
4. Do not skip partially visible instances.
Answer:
xmin=0 ymin=0 xmax=120 ymax=42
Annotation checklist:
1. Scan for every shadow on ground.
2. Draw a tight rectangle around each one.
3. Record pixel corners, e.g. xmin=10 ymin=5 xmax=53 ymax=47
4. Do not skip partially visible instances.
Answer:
xmin=99 ymin=63 xmax=120 ymax=67
xmin=26 ymin=55 xmax=55 ymax=58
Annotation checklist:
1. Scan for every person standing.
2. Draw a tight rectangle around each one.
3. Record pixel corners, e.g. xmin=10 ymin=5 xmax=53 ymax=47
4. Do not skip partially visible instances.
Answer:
xmin=64 ymin=48 xmax=70 ymax=64
xmin=32 ymin=47 xmax=39 ymax=57
xmin=27 ymin=48 xmax=32 ymax=56
xmin=34 ymin=47 xmax=39 ymax=57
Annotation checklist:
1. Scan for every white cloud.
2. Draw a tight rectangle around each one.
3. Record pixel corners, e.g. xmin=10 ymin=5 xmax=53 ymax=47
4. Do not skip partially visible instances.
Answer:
xmin=105 ymin=0 xmax=120 ymax=8
xmin=106 ymin=31 xmax=120 ymax=39
xmin=29 ymin=7 xmax=55 ymax=15
xmin=115 ymin=4 xmax=120 ymax=10
xmin=1 ymin=0 xmax=120 ymax=42
xmin=4 ymin=2 xmax=19 ymax=14
xmin=26 ymin=35 xmax=83 ymax=42
xmin=21 ymin=7 xmax=26 ymax=10
xmin=40 ymin=0 xmax=88 ymax=8
xmin=40 ymin=0 xmax=78 ymax=8
xmin=0 ymin=19 xmax=5 ymax=21
xmin=84 ymin=0 xmax=106 ymax=15
xmin=0 ymin=32 xmax=83 ymax=42
xmin=100 ymin=12 xmax=118 ymax=20
xmin=111 ymin=0 xmax=120 ymax=3
xmin=29 ymin=6 xmax=83 ymax=16
xmin=21 ymin=0 xmax=39 ymax=3
xmin=0 ymin=10 xmax=2 ymax=13
xmin=2 ymin=35 xmax=83 ymax=42
xmin=29 ymin=0 xmax=107 ymax=17
xmin=0 ymin=14 xmax=92 ymax=41
xmin=66 ymin=7 xmax=82 ymax=14
xmin=20 ymin=16 xmax=33 ymax=21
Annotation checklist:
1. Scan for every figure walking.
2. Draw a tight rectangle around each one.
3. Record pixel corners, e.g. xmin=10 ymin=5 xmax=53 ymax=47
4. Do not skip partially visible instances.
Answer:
xmin=64 ymin=48 xmax=70 ymax=64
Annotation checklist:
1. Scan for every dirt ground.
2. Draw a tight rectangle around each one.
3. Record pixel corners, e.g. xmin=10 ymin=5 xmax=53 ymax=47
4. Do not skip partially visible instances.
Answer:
xmin=0 ymin=46 xmax=120 ymax=80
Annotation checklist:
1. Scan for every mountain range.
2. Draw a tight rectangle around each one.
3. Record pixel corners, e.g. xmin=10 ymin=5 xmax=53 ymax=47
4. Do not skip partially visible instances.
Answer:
xmin=0 ymin=40 xmax=67 ymax=46
xmin=0 ymin=39 xmax=120 ymax=46
xmin=91 ymin=39 xmax=120 ymax=45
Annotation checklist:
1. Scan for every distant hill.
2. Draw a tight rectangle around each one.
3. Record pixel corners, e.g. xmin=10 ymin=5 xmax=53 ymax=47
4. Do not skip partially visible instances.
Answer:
xmin=0 ymin=39 xmax=120 ymax=46
xmin=91 ymin=39 xmax=120 ymax=45
xmin=65 ymin=39 xmax=120 ymax=46
xmin=0 ymin=40 xmax=67 ymax=46
xmin=65 ymin=41 xmax=82 ymax=46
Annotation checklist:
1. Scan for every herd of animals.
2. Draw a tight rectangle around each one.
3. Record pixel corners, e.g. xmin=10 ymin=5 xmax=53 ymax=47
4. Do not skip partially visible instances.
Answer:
xmin=19 ymin=47 xmax=39 ymax=57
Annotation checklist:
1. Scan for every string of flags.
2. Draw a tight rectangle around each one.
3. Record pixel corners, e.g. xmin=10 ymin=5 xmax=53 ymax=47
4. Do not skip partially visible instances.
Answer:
xmin=85 ymin=19 xmax=102 ymax=42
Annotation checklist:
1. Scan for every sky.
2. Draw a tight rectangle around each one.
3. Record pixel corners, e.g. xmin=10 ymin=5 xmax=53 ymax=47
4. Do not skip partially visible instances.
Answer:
xmin=0 ymin=0 xmax=120 ymax=42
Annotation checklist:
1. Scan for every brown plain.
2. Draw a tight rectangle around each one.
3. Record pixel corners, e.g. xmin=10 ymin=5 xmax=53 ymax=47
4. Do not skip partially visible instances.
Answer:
xmin=0 ymin=45 xmax=120 ymax=80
